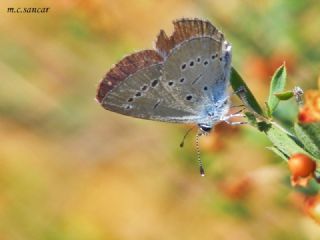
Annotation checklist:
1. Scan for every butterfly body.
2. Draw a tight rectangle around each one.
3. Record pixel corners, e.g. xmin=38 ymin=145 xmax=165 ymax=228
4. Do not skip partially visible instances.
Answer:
xmin=97 ymin=18 xmax=232 ymax=131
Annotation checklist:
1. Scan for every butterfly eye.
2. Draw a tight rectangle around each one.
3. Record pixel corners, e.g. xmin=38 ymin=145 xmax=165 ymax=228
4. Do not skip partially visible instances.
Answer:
xmin=189 ymin=61 xmax=194 ymax=67
xmin=203 ymin=60 xmax=208 ymax=66
xmin=203 ymin=86 xmax=208 ymax=91
xmin=180 ymin=78 xmax=185 ymax=83
xmin=199 ymin=125 xmax=212 ymax=133
xmin=197 ymin=57 xmax=201 ymax=62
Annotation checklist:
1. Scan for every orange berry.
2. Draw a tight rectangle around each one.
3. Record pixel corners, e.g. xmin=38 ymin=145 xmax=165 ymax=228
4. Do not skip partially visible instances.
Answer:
xmin=298 ymin=107 xmax=316 ymax=123
xmin=288 ymin=153 xmax=316 ymax=178
xmin=304 ymin=195 xmax=320 ymax=224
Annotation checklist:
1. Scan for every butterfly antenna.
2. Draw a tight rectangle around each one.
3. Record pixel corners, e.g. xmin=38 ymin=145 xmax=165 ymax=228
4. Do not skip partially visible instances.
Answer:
xmin=196 ymin=131 xmax=205 ymax=176
xmin=179 ymin=126 xmax=195 ymax=148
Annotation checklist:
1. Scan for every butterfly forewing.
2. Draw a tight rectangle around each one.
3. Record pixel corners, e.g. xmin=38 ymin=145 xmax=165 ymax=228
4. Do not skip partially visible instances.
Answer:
xmin=102 ymin=63 xmax=201 ymax=122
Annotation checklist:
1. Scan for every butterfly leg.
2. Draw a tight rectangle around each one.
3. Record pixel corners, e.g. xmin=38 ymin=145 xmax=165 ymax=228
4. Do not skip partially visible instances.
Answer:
xmin=231 ymin=86 xmax=246 ymax=96
xmin=228 ymin=113 xmax=245 ymax=118
xmin=224 ymin=120 xmax=247 ymax=126
xmin=217 ymin=88 xmax=247 ymax=108
xmin=230 ymin=108 xmax=246 ymax=115
xmin=230 ymin=104 xmax=245 ymax=108
xmin=222 ymin=112 xmax=247 ymax=125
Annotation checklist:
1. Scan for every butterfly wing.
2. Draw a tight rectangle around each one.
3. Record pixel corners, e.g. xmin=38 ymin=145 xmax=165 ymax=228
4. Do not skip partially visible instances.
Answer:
xmin=97 ymin=50 xmax=201 ymax=122
xmin=97 ymin=19 xmax=232 ymax=124
xmin=157 ymin=19 xmax=232 ymax=122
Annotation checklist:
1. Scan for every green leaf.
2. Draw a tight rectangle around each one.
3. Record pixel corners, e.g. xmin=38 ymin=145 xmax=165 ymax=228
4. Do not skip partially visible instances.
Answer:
xmin=264 ymin=123 xmax=307 ymax=158
xmin=266 ymin=146 xmax=289 ymax=161
xmin=244 ymin=112 xmax=257 ymax=126
xmin=267 ymin=64 xmax=287 ymax=114
xmin=274 ymin=91 xmax=294 ymax=100
xmin=230 ymin=67 xmax=264 ymax=116
xmin=264 ymin=102 xmax=272 ymax=118
xmin=294 ymin=123 xmax=320 ymax=160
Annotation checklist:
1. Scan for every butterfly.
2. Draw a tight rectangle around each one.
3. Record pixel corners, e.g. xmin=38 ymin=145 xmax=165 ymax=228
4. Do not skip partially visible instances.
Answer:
xmin=96 ymin=18 xmax=244 ymax=175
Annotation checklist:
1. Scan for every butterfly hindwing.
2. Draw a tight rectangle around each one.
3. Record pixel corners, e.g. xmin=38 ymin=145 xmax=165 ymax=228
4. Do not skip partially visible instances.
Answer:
xmin=161 ymin=37 xmax=228 ymax=114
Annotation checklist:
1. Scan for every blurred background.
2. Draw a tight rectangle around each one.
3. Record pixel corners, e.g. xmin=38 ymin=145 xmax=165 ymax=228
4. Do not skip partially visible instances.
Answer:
xmin=0 ymin=0 xmax=320 ymax=239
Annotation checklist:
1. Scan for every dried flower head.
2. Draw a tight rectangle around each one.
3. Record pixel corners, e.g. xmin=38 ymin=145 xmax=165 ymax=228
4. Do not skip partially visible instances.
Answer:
xmin=298 ymin=77 xmax=320 ymax=123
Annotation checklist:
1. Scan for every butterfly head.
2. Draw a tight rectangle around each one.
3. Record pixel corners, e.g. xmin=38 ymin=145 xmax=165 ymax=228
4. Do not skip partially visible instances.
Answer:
xmin=198 ymin=97 xmax=230 ymax=133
